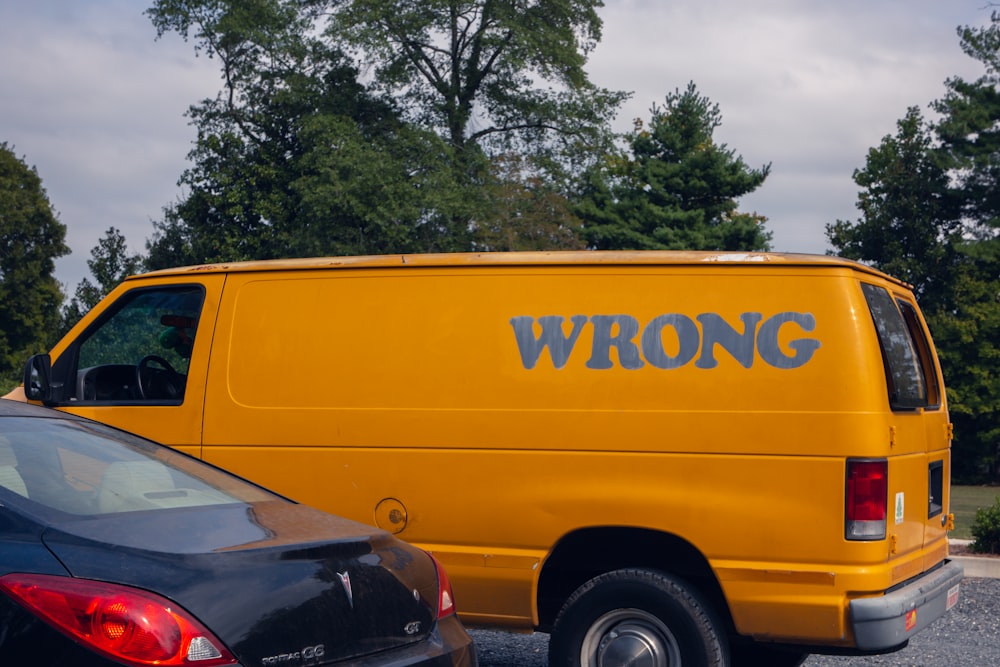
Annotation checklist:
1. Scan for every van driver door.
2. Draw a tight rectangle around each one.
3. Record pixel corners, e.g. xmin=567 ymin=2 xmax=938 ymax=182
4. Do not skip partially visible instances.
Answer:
xmin=44 ymin=275 xmax=225 ymax=459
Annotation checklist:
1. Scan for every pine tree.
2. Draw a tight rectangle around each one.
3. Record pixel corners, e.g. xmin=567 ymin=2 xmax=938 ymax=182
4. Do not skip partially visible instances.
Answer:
xmin=576 ymin=83 xmax=771 ymax=251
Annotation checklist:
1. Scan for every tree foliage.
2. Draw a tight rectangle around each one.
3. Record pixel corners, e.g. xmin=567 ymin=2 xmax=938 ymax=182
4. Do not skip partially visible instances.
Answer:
xmin=928 ymin=263 xmax=1000 ymax=481
xmin=322 ymin=0 xmax=628 ymax=181
xmin=575 ymin=83 xmax=772 ymax=251
xmin=935 ymin=16 xmax=1000 ymax=243
xmin=825 ymin=108 xmax=962 ymax=304
xmin=0 ymin=143 xmax=68 ymax=386
xmin=146 ymin=0 xmax=471 ymax=266
xmin=473 ymin=154 xmax=585 ymax=251
xmin=145 ymin=0 xmax=627 ymax=264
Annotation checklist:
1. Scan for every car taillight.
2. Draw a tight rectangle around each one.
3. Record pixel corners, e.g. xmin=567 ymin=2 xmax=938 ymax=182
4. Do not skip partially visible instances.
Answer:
xmin=846 ymin=458 xmax=888 ymax=540
xmin=0 ymin=573 xmax=237 ymax=666
xmin=430 ymin=555 xmax=456 ymax=619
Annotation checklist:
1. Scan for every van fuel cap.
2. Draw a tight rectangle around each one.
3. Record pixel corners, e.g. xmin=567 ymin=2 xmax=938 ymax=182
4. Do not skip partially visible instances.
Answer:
xmin=374 ymin=498 xmax=408 ymax=534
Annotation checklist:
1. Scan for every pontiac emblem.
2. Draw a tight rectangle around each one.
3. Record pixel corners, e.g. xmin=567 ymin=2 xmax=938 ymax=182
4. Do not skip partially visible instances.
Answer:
xmin=337 ymin=571 xmax=354 ymax=609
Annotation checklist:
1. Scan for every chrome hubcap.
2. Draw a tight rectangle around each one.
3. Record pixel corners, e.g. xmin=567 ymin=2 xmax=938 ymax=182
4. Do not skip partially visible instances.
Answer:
xmin=581 ymin=609 xmax=681 ymax=667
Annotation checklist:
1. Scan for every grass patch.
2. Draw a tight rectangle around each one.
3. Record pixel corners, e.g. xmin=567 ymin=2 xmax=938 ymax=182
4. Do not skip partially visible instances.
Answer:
xmin=951 ymin=485 xmax=1000 ymax=540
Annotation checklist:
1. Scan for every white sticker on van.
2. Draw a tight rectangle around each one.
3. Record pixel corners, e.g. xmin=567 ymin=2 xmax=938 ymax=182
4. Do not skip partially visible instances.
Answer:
xmin=510 ymin=312 xmax=821 ymax=371
xmin=895 ymin=492 xmax=905 ymax=525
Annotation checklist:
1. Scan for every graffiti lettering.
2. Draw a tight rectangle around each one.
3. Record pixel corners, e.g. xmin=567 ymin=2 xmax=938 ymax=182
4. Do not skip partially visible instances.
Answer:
xmin=510 ymin=312 xmax=820 ymax=370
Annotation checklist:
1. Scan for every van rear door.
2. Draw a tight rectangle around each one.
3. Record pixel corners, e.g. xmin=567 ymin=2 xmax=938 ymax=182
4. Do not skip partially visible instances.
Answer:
xmin=860 ymin=282 xmax=951 ymax=568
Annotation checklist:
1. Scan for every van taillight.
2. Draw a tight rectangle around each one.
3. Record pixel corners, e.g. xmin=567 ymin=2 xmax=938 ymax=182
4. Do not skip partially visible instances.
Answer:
xmin=846 ymin=459 xmax=887 ymax=541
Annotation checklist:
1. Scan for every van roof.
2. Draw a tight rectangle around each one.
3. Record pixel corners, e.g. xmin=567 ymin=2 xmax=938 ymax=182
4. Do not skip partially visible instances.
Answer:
xmin=134 ymin=251 xmax=911 ymax=287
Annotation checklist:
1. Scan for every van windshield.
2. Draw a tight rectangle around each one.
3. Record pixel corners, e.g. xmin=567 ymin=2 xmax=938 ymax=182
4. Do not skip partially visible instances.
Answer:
xmin=861 ymin=283 xmax=939 ymax=410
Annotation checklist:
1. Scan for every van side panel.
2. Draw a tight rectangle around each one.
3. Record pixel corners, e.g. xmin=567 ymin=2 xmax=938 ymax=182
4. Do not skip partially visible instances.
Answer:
xmin=198 ymin=265 xmax=950 ymax=642
xmin=207 ymin=267 xmax=883 ymax=440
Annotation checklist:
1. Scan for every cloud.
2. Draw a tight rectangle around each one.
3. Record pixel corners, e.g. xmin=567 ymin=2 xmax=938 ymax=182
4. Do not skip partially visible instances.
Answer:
xmin=0 ymin=0 xmax=218 ymax=292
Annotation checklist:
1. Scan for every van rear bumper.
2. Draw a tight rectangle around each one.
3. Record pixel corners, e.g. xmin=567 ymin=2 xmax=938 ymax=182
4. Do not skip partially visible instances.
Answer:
xmin=850 ymin=560 xmax=964 ymax=651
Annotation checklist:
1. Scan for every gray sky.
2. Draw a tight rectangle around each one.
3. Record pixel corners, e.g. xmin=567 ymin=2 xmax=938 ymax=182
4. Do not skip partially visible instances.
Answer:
xmin=0 ymin=0 xmax=991 ymax=294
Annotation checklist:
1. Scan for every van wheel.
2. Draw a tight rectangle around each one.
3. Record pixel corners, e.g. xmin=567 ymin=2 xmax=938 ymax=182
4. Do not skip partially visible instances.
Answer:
xmin=549 ymin=568 xmax=728 ymax=667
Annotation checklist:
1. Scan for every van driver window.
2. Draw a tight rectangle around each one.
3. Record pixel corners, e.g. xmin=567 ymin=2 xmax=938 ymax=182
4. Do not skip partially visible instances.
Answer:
xmin=73 ymin=286 xmax=205 ymax=403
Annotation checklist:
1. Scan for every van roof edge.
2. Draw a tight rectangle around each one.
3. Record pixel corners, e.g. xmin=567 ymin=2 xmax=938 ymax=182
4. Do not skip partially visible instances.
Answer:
xmin=131 ymin=251 xmax=910 ymax=288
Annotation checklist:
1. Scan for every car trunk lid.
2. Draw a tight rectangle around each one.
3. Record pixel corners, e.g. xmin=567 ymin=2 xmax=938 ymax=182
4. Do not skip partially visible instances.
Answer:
xmin=40 ymin=501 xmax=439 ymax=665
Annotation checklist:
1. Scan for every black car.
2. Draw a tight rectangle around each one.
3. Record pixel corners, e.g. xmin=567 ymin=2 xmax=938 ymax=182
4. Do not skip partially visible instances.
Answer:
xmin=0 ymin=400 xmax=476 ymax=666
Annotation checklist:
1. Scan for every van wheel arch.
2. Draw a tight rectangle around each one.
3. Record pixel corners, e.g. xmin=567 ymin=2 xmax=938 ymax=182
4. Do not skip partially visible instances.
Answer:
xmin=535 ymin=527 xmax=731 ymax=635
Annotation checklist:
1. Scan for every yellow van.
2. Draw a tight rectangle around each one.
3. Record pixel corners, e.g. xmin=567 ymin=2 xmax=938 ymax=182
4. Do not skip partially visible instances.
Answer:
xmin=19 ymin=251 xmax=962 ymax=666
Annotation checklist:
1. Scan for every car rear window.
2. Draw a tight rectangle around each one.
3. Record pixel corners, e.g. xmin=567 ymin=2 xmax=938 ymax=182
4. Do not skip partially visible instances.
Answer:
xmin=861 ymin=283 xmax=940 ymax=410
xmin=0 ymin=416 xmax=277 ymax=516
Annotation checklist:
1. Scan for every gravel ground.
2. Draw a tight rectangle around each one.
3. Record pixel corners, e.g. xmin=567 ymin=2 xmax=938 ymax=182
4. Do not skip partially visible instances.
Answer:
xmin=469 ymin=577 xmax=1000 ymax=666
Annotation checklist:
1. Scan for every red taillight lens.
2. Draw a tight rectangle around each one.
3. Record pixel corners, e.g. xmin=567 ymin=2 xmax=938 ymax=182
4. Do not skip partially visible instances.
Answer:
xmin=0 ymin=574 xmax=237 ymax=666
xmin=846 ymin=458 xmax=888 ymax=540
xmin=430 ymin=555 xmax=456 ymax=619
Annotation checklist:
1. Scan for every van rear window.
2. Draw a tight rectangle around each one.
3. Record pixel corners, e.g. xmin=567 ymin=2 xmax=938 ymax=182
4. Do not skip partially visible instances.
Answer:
xmin=861 ymin=283 xmax=939 ymax=410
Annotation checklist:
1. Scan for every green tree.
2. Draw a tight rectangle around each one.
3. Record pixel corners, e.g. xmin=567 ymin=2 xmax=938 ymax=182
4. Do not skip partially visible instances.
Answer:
xmin=825 ymin=107 xmax=962 ymax=305
xmin=145 ymin=0 xmax=627 ymax=262
xmin=935 ymin=12 xmax=1000 ymax=240
xmin=928 ymin=265 xmax=1000 ymax=481
xmin=323 ymin=0 xmax=628 ymax=184
xmin=474 ymin=154 xmax=586 ymax=251
xmin=60 ymin=227 xmax=144 ymax=335
xmin=0 ymin=143 xmax=69 ymax=387
xmin=575 ymin=83 xmax=772 ymax=251
xmin=146 ymin=0 xmax=466 ymax=266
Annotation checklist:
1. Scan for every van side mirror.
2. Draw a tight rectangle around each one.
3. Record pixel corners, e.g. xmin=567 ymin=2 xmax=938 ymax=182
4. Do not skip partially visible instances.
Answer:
xmin=23 ymin=354 xmax=59 ymax=405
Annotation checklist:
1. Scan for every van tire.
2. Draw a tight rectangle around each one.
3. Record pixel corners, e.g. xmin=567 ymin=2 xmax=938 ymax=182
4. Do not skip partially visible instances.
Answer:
xmin=549 ymin=568 xmax=728 ymax=667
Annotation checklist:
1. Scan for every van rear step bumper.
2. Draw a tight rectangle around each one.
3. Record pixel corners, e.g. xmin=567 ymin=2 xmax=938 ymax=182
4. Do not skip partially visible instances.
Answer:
xmin=850 ymin=560 xmax=964 ymax=651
